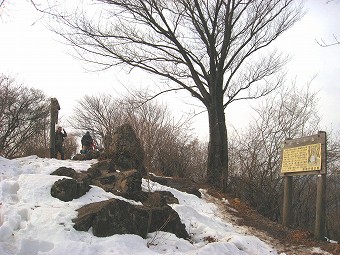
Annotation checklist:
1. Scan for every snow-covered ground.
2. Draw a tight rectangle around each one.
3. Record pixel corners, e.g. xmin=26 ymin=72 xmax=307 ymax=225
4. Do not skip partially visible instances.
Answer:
xmin=0 ymin=156 xmax=327 ymax=254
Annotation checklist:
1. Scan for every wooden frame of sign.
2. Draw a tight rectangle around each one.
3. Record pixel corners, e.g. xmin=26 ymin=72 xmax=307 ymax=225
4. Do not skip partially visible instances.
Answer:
xmin=281 ymin=131 xmax=327 ymax=240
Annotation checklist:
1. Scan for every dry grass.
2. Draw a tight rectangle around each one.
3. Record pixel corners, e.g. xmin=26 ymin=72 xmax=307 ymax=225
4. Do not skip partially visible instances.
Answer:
xmin=203 ymin=186 xmax=339 ymax=255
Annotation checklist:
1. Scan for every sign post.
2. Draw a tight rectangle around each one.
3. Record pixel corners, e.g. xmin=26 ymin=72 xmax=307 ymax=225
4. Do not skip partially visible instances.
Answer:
xmin=282 ymin=175 xmax=293 ymax=227
xmin=50 ymin=98 xmax=60 ymax=158
xmin=281 ymin=131 xmax=327 ymax=240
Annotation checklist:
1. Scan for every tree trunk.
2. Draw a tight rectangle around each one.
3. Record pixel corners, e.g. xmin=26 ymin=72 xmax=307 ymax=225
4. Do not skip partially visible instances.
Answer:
xmin=207 ymin=99 xmax=228 ymax=192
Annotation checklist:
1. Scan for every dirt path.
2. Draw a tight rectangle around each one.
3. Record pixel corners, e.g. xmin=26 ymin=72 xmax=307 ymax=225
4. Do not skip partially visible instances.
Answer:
xmin=201 ymin=189 xmax=339 ymax=255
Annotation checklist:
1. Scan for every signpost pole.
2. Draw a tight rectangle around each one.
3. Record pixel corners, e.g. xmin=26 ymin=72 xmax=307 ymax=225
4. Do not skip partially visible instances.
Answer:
xmin=314 ymin=131 xmax=327 ymax=240
xmin=282 ymin=175 xmax=293 ymax=227
xmin=49 ymin=98 xmax=60 ymax=158
xmin=315 ymin=173 xmax=326 ymax=240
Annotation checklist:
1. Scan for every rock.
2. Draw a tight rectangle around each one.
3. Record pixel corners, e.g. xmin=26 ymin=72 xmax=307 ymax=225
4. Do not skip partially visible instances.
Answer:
xmin=109 ymin=124 xmax=145 ymax=174
xmin=50 ymin=178 xmax=91 ymax=202
xmin=50 ymin=164 xmax=186 ymax=204
xmin=142 ymin=191 xmax=179 ymax=207
xmin=50 ymin=163 xmax=143 ymax=201
xmin=73 ymin=198 xmax=189 ymax=239
xmin=93 ymin=169 xmax=143 ymax=199
xmin=50 ymin=167 xmax=78 ymax=178
xmin=51 ymin=158 xmax=189 ymax=239
xmin=149 ymin=175 xmax=202 ymax=198
xmin=51 ymin=166 xmax=91 ymax=186
xmin=87 ymin=160 xmax=111 ymax=178
xmin=72 ymin=150 xmax=100 ymax=160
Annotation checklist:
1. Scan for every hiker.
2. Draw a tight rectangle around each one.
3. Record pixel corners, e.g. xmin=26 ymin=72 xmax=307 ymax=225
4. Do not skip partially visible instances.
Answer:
xmin=81 ymin=131 xmax=94 ymax=154
xmin=55 ymin=126 xmax=67 ymax=160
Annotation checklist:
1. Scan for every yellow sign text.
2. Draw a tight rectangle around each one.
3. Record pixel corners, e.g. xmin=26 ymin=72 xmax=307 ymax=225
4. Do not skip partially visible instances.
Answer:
xmin=281 ymin=143 xmax=321 ymax=173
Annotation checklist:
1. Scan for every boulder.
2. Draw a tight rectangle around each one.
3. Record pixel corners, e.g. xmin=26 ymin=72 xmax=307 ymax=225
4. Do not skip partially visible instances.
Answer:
xmin=50 ymin=163 xmax=143 ymax=201
xmin=50 ymin=178 xmax=91 ymax=202
xmin=90 ymin=169 xmax=142 ymax=198
xmin=73 ymin=198 xmax=189 ymax=239
xmin=142 ymin=191 xmax=179 ymax=207
xmin=109 ymin=124 xmax=145 ymax=174
xmin=87 ymin=160 xmax=111 ymax=178
xmin=50 ymin=165 xmax=187 ymax=239
xmin=50 ymin=167 xmax=78 ymax=179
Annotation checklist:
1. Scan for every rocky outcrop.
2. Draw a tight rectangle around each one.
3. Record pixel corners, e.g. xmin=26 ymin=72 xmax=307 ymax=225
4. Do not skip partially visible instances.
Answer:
xmin=108 ymin=124 xmax=145 ymax=175
xmin=49 ymin=123 xmax=193 ymax=239
xmin=92 ymin=169 xmax=143 ymax=199
xmin=72 ymin=198 xmax=189 ymax=239
xmin=50 ymin=164 xmax=188 ymax=239
xmin=71 ymin=124 xmax=146 ymax=177
xmin=50 ymin=164 xmax=179 ymax=203
xmin=84 ymin=160 xmax=143 ymax=200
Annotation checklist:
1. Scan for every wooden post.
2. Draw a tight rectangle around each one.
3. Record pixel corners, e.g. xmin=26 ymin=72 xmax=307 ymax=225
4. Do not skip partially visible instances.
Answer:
xmin=50 ymin=98 xmax=60 ymax=158
xmin=282 ymin=175 xmax=293 ymax=227
xmin=315 ymin=174 xmax=326 ymax=240
xmin=314 ymin=131 xmax=327 ymax=240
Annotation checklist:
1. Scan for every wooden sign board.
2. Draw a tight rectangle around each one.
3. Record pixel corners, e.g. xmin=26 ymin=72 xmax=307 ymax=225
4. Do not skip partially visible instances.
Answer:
xmin=281 ymin=132 xmax=327 ymax=176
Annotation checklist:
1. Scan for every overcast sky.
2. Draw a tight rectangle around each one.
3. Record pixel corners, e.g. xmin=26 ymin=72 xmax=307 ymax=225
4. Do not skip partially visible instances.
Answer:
xmin=0 ymin=0 xmax=339 ymax=139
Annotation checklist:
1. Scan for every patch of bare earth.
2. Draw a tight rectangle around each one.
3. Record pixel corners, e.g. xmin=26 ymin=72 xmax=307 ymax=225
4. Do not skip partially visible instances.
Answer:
xmin=201 ymin=188 xmax=339 ymax=255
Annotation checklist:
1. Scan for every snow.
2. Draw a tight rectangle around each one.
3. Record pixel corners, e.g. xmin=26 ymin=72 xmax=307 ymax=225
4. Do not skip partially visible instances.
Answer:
xmin=0 ymin=156 xmax=286 ymax=254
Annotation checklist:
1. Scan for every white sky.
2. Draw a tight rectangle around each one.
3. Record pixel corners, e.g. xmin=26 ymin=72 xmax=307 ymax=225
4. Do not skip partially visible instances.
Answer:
xmin=0 ymin=0 xmax=339 ymax=139
xmin=0 ymin=155 xmax=332 ymax=254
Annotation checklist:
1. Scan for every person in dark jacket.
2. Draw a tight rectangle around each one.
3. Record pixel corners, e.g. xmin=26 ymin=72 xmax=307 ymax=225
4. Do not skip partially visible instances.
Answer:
xmin=81 ymin=131 xmax=94 ymax=154
xmin=55 ymin=126 xmax=67 ymax=159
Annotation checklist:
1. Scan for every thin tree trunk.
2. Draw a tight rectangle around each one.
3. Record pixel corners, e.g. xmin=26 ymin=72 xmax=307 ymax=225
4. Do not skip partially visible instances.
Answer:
xmin=207 ymin=98 xmax=228 ymax=191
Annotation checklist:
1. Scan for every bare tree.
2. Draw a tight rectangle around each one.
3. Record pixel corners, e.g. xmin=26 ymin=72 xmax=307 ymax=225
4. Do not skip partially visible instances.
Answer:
xmin=121 ymin=92 xmax=193 ymax=174
xmin=182 ymin=138 xmax=208 ymax=182
xmin=0 ymin=74 xmax=50 ymax=158
xmin=122 ymin=93 xmax=207 ymax=179
xmin=70 ymin=92 xmax=205 ymax=177
xmin=47 ymin=0 xmax=304 ymax=189
xmin=20 ymin=117 xmax=50 ymax=158
xmin=69 ymin=94 xmax=124 ymax=147
xmin=63 ymin=132 xmax=79 ymax=159
xmin=228 ymin=82 xmax=320 ymax=221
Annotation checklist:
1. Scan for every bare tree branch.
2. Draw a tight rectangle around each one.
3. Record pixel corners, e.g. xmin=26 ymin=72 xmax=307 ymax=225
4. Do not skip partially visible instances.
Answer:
xmin=43 ymin=0 xmax=304 ymax=188
xmin=0 ymin=74 xmax=50 ymax=158
xmin=316 ymin=34 xmax=340 ymax=47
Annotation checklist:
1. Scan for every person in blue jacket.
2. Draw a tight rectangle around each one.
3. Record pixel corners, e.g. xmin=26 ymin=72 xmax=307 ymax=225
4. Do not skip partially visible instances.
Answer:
xmin=81 ymin=131 xmax=94 ymax=154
